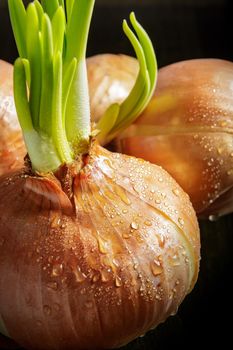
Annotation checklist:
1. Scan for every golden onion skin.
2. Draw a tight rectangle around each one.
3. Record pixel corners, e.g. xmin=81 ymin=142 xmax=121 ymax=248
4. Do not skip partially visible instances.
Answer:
xmin=0 ymin=60 xmax=25 ymax=176
xmin=0 ymin=144 xmax=200 ymax=350
xmin=87 ymin=54 xmax=138 ymax=122
xmin=116 ymin=59 xmax=233 ymax=218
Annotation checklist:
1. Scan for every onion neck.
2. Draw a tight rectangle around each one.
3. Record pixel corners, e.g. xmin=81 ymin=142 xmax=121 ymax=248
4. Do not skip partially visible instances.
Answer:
xmin=9 ymin=0 xmax=95 ymax=173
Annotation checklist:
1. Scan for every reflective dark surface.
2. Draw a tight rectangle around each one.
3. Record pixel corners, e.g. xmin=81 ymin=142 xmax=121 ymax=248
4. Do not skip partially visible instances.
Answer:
xmin=0 ymin=0 xmax=233 ymax=349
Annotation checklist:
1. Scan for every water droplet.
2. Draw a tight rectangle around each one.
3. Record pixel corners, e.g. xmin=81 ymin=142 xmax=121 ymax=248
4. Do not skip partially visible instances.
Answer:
xmin=227 ymin=169 xmax=233 ymax=176
xmin=48 ymin=256 xmax=54 ymax=264
xmin=74 ymin=265 xmax=87 ymax=282
xmin=150 ymin=260 xmax=163 ymax=276
xmin=155 ymin=198 xmax=161 ymax=204
xmin=158 ymin=234 xmax=165 ymax=248
xmin=50 ymin=216 xmax=61 ymax=228
xmin=130 ymin=222 xmax=139 ymax=230
xmin=113 ymin=258 xmax=119 ymax=267
xmin=230 ymin=152 xmax=233 ymax=157
xmin=43 ymin=305 xmax=51 ymax=316
xmin=158 ymin=177 xmax=163 ymax=182
xmin=101 ymin=270 xmax=110 ymax=282
xmin=144 ymin=220 xmax=152 ymax=226
xmin=122 ymin=209 xmax=128 ymax=214
xmin=52 ymin=263 xmax=63 ymax=277
xmin=115 ymin=276 xmax=122 ymax=287
xmin=92 ymin=274 xmax=100 ymax=282
xmin=172 ymin=188 xmax=180 ymax=197
xmin=47 ymin=282 xmax=58 ymax=291
xmin=98 ymin=236 xmax=108 ymax=254
xmin=122 ymin=232 xmax=132 ymax=239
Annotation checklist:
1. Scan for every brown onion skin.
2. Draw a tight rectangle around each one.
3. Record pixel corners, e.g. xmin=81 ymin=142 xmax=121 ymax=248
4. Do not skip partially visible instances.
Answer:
xmin=0 ymin=60 xmax=25 ymax=176
xmin=0 ymin=143 xmax=200 ymax=350
xmin=87 ymin=56 xmax=232 ymax=218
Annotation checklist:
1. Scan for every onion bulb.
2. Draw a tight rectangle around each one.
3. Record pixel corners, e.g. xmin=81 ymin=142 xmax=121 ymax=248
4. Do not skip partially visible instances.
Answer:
xmin=0 ymin=1 xmax=200 ymax=348
xmin=0 ymin=60 xmax=25 ymax=175
xmin=0 ymin=142 xmax=200 ymax=349
xmin=115 ymin=59 xmax=233 ymax=218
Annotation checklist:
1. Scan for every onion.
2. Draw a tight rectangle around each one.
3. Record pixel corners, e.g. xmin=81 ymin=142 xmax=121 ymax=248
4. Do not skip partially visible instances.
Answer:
xmin=0 ymin=1 xmax=200 ymax=348
xmin=86 ymin=55 xmax=233 ymax=218
xmin=0 ymin=60 xmax=25 ymax=175
xmin=0 ymin=142 xmax=200 ymax=349
xmin=116 ymin=59 xmax=233 ymax=218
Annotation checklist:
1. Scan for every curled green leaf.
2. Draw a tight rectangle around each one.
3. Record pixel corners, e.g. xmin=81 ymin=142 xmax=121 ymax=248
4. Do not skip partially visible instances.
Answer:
xmin=97 ymin=12 xmax=157 ymax=145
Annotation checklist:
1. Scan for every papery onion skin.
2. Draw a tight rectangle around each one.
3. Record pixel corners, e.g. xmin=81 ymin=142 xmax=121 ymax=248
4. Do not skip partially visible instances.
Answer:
xmin=87 ymin=56 xmax=233 ymax=218
xmin=116 ymin=59 xmax=233 ymax=218
xmin=0 ymin=143 xmax=200 ymax=350
xmin=0 ymin=60 xmax=25 ymax=175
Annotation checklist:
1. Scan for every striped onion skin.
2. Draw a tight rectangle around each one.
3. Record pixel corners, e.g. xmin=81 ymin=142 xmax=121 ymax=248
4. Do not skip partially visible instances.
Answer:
xmin=0 ymin=143 xmax=200 ymax=350
xmin=0 ymin=60 xmax=25 ymax=176
xmin=113 ymin=58 xmax=233 ymax=218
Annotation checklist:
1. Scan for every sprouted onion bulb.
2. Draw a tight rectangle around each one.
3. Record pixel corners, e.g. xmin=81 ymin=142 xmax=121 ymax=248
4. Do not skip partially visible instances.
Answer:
xmin=0 ymin=1 xmax=200 ymax=349
xmin=87 ymin=55 xmax=233 ymax=218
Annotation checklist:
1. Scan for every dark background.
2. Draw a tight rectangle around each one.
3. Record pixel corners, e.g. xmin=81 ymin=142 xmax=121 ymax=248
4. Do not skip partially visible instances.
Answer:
xmin=0 ymin=0 xmax=233 ymax=349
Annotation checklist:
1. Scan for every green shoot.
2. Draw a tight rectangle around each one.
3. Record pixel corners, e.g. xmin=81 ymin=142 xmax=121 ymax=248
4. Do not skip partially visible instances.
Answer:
xmin=9 ymin=0 xmax=156 ymax=172
xmin=97 ymin=12 xmax=157 ymax=145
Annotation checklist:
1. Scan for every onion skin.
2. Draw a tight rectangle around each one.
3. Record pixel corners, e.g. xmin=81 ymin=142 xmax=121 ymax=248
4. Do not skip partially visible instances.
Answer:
xmin=0 ymin=143 xmax=200 ymax=349
xmin=92 ymin=57 xmax=232 ymax=218
xmin=87 ymin=54 xmax=139 ymax=123
xmin=0 ymin=60 xmax=25 ymax=176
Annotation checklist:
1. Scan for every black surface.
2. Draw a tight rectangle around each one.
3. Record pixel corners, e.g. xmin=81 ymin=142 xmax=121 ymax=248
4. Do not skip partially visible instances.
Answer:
xmin=0 ymin=1 xmax=233 ymax=349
